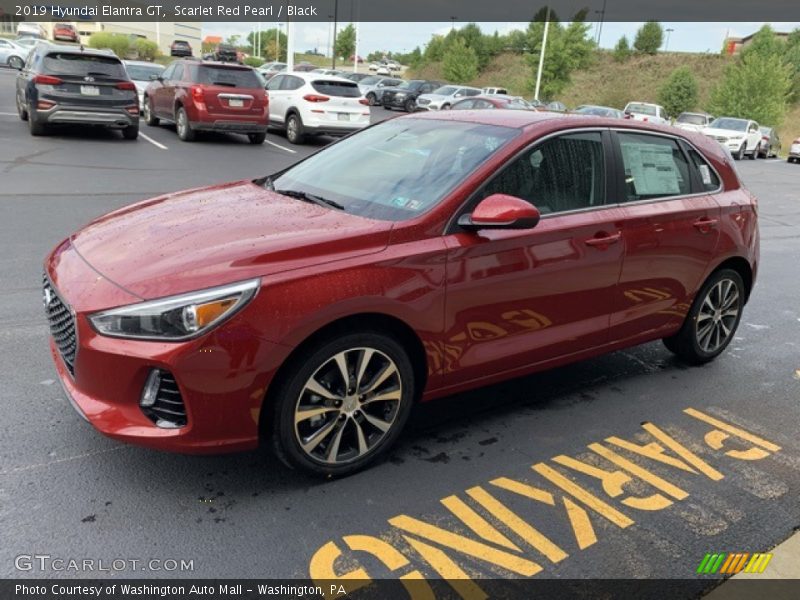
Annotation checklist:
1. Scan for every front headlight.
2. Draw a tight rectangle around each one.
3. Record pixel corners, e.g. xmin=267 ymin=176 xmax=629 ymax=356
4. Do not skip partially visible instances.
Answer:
xmin=395 ymin=92 xmax=407 ymax=98
xmin=89 ymin=279 xmax=259 ymax=341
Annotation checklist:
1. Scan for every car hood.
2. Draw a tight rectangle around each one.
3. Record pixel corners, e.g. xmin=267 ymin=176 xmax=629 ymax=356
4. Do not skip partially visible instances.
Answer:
xmin=702 ymin=127 xmax=746 ymax=137
xmin=675 ymin=123 xmax=704 ymax=132
xmin=70 ymin=180 xmax=394 ymax=300
xmin=419 ymin=94 xmax=448 ymax=102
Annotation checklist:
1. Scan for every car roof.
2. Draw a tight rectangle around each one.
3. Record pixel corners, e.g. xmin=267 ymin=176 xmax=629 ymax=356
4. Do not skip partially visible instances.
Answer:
xmin=42 ymin=44 xmax=122 ymax=59
xmin=123 ymin=60 xmax=164 ymax=67
xmin=283 ymin=71 xmax=359 ymax=82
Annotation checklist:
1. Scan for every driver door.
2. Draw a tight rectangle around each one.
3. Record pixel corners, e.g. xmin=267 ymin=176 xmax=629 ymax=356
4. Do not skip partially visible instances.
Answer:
xmin=440 ymin=130 xmax=625 ymax=388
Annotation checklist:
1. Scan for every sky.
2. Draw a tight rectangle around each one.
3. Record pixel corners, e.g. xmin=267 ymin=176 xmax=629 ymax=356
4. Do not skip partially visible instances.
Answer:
xmin=203 ymin=21 xmax=800 ymax=56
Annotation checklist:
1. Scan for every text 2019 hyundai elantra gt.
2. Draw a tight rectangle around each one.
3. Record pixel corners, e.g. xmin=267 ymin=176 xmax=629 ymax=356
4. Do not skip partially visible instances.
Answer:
xmin=43 ymin=111 xmax=759 ymax=476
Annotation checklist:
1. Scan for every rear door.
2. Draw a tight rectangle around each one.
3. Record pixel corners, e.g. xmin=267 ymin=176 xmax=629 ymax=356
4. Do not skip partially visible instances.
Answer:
xmin=194 ymin=64 xmax=265 ymax=119
xmin=609 ymin=131 xmax=721 ymax=342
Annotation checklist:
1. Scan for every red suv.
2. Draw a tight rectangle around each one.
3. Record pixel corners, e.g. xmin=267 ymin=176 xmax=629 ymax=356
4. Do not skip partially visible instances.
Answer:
xmin=43 ymin=112 xmax=758 ymax=477
xmin=143 ymin=59 xmax=268 ymax=143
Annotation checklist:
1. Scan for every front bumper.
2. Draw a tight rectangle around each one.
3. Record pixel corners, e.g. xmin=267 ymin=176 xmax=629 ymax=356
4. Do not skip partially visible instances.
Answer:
xmin=44 ymin=242 xmax=287 ymax=454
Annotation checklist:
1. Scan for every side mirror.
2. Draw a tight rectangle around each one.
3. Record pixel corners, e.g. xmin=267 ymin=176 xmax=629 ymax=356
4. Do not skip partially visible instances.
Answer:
xmin=458 ymin=194 xmax=541 ymax=231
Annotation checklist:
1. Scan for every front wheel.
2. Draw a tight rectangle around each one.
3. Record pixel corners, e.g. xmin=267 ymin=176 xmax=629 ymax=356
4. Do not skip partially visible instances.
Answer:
xmin=749 ymin=143 xmax=758 ymax=160
xmin=366 ymin=92 xmax=377 ymax=106
xmin=404 ymin=98 xmax=416 ymax=113
xmin=271 ymin=332 xmax=415 ymax=477
xmin=663 ymin=269 xmax=745 ymax=365
xmin=735 ymin=144 xmax=745 ymax=161
xmin=8 ymin=56 xmax=23 ymax=70
xmin=143 ymin=97 xmax=159 ymax=126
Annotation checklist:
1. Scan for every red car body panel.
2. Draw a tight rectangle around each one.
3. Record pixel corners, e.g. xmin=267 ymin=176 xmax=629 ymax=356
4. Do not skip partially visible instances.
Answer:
xmin=43 ymin=112 xmax=759 ymax=453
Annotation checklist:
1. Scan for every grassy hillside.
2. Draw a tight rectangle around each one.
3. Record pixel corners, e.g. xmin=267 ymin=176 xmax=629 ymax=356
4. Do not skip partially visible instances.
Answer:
xmin=410 ymin=50 xmax=799 ymax=154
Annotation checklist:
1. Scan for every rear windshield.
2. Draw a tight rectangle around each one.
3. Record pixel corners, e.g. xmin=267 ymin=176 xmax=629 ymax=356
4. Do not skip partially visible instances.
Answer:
xmin=43 ymin=53 xmax=126 ymax=79
xmin=677 ymin=113 xmax=706 ymax=125
xmin=194 ymin=66 xmax=260 ymax=88
xmin=627 ymin=103 xmax=657 ymax=116
xmin=311 ymin=80 xmax=360 ymax=97
xmin=710 ymin=118 xmax=748 ymax=132
xmin=125 ymin=63 xmax=164 ymax=81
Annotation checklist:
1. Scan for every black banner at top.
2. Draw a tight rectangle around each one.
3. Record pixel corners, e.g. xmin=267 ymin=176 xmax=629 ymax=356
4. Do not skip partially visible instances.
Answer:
xmin=2 ymin=0 xmax=800 ymax=22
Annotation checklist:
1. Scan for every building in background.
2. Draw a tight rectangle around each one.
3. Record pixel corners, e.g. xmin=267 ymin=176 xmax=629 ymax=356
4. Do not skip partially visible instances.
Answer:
xmin=724 ymin=30 xmax=790 ymax=55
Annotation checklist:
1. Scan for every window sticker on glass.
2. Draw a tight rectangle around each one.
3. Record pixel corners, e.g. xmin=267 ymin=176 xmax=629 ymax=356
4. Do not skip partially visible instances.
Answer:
xmin=698 ymin=164 xmax=712 ymax=186
xmin=621 ymin=142 xmax=681 ymax=196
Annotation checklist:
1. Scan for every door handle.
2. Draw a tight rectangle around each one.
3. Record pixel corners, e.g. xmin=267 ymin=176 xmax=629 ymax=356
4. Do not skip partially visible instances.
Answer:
xmin=693 ymin=218 xmax=718 ymax=233
xmin=584 ymin=232 xmax=621 ymax=247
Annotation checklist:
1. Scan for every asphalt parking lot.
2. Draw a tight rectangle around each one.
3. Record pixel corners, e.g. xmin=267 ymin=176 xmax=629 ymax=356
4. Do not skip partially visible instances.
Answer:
xmin=1 ymin=65 xmax=799 ymax=592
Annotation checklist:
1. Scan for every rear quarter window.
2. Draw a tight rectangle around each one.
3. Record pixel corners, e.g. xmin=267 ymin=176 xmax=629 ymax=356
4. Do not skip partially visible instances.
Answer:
xmin=43 ymin=53 xmax=126 ymax=79
xmin=687 ymin=148 xmax=722 ymax=192
xmin=311 ymin=80 xmax=360 ymax=97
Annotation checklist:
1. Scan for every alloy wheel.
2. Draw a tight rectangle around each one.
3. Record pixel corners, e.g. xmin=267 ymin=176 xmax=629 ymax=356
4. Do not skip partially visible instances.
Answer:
xmin=695 ymin=278 xmax=740 ymax=353
xmin=293 ymin=347 xmax=403 ymax=465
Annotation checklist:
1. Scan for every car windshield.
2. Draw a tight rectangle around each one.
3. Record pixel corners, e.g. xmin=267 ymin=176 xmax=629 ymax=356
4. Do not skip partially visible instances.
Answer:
xmin=710 ymin=118 xmax=748 ymax=132
xmin=43 ymin=53 xmax=126 ymax=79
xmin=125 ymin=64 xmax=164 ymax=81
xmin=433 ymin=86 xmax=458 ymax=95
xmin=677 ymin=113 xmax=707 ymax=125
xmin=271 ymin=119 xmax=519 ymax=222
xmin=759 ymin=127 xmax=771 ymax=134
xmin=397 ymin=80 xmax=423 ymax=90
xmin=627 ymin=103 xmax=657 ymax=116
xmin=194 ymin=66 xmax=261 ymax=88
xmin=359 ymin=76 xmax=380 ymax=85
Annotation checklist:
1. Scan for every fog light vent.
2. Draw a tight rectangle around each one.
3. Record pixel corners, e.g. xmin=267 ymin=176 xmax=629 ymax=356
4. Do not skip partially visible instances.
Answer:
xmin=140 ymin=369 xmax=187 ymax=429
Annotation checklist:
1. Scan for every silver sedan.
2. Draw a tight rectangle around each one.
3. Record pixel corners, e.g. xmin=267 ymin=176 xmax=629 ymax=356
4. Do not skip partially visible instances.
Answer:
xmin=0 ymin=39 xmax=26 ymax=70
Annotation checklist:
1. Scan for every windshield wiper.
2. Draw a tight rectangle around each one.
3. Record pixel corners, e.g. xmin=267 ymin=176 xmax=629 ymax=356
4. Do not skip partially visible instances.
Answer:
xmin=276 ymin=189 xmax=345 ymax=211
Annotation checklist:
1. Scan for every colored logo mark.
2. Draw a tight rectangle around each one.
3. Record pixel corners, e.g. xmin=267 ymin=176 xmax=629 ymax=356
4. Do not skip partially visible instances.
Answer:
xmin=696 ymin=552 xmax=773 ymax=574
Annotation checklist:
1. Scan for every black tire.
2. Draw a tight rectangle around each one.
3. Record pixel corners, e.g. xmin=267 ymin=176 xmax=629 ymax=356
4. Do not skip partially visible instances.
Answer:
xmin=366 ymin=92 xmax=377 ymax=106
xmin=143 ymin=97 xmax=159 ymax=126
xmin=285 ymin=113 xmax=305 ymax=145
xmin=16 ymin=93 xmax=28 ymax=121
xmin=28 ymin=107 xmax=46 ymax=136
xmin=748 ymin=143 xmax=758 ymax=160
xmin=175 ymin=107 xmax=195 ymax=142
xmin=122 ymin=124 xmax=138 ymax=140
xmin=735 ymin=144 xmax=745 ymax=161
xmin=8 ymin=55 xmax=23 ymax=70
xmin=663 ymin=268 xmax=745 ymax=365
xmin=404 ymin=98 xmax=416 ymax=113
xmin=270 ymin=331 xmax=415 ymax=477
xmin=248 ymin=132 xmax=266 ymax=145
xmin=441 ymin=103 xmax=450 ymax=110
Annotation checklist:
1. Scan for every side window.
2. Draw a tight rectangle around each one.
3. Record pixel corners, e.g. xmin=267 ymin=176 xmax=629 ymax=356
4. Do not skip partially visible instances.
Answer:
xmin=686 ymin=148 xmax=721 ymax=192
xmin=454 ymin=99 xmax=475 ymax=110
xmin=171 ymin=64 xmax=184 ymax=81
xmin=266 ymin=74 xmax=283 ymax=91
xmin=617 ymin=132 xmax=691 ymax=201
xmin=467 ymin=89 xmax=481 ymax=97
xmin=482 ymin=131 xmax=606 ymax=215
xmin=281 ymin=75 xmax=303 ymax=90
xmin=473 ymin=99 xmax=493 ymax=109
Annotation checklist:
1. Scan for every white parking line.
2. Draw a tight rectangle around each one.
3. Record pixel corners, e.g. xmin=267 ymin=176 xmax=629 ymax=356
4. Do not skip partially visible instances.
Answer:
xmin=139 ymin=131 xmax=168 ymax=150
xmin=264 ymin=139 xmax=296 ymax=154
xmin=0 ymin=111 xmax=18 ymax=117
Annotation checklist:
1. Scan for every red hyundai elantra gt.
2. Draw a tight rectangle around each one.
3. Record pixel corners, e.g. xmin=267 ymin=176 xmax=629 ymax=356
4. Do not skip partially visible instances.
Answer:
xmin=44 ymin=111 xmax=759 ymax=476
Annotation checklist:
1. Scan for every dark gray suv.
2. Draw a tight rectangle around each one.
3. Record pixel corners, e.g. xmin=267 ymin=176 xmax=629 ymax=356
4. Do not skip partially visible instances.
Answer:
xmin=14 ymin=44 xmax=139 ymax=139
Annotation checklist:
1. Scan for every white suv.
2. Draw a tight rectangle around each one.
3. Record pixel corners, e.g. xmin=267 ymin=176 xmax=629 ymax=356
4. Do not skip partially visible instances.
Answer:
xmin=702 ymin=117 xmax=762 ymax=160
xmin=265 ymin=72 xmax=370 ymax=144
xmin=623 ymin=102 xmax=670 ymax=125
xmin=416 ymin=85 xmax=482 ymax=110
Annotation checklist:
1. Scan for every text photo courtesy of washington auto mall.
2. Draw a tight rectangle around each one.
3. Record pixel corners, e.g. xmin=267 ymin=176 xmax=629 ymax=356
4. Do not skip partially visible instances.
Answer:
xmin=1 ymin=0 xmax=800 ymax=598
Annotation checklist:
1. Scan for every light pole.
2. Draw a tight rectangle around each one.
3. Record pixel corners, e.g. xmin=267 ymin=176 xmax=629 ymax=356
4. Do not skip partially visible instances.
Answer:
xmin=665 ymin=28 xmax=675 ymax=52
xmin=594 ymin=0 xmax=607 ymax=46
xmin=450 ymin=16 xmax=457 ymax=31
xmin=534 ymin=7 xmax=550 ymax=102
xmin=332 ymin=0 xmax=339 ymax=69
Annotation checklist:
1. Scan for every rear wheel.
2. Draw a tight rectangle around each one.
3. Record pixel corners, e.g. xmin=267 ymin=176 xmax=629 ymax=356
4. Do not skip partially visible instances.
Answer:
xmin=248 ymin=132 xmax=266 ymax=145
xmin=16 ymin=93 xmax=28 ymax=121
xmin=271 ymin=331 xmax=415 ymax=477
xmin=663 ymin=269 xmax=745 ymax=365
xmin=285 ymin=113 xmax=305 ymax=145
xmin=28 ymin=106 xmax=46 ymax=136
xmin=143 ymin=97 xmax=159 ymax=126
xmin=122 ymin=123 xmax=138 ymax=140
xmin=175 ymin=107 xmax=195 ymax=142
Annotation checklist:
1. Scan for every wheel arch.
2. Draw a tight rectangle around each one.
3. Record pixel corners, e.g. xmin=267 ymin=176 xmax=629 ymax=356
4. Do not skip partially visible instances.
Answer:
xmin=710 ymin=256 xmax=754 ymax=302
xmin=259 ymin=312 xmax=429 ymax=435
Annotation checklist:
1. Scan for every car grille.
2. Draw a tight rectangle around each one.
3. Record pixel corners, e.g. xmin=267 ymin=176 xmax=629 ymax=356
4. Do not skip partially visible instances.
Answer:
xmin=143 ymin=371 xmax=188 ymax=428
xmin=42 ymin=274 xmax=77 ymax=376
xmin=417 ymin=97 xmax=430 ymax=106
xmin=714 ymin=136 xmax=728 ymax=143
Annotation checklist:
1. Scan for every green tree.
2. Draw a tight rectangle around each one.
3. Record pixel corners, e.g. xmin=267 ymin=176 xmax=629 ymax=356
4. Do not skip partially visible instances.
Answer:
xmin=334 ymin=24 xmax=356 ymax=60
xmin=708 ymin=51 xmax=792 ymax=126
xmin=247 ymin=29 xmax=287 ymax=60
xmin=658 ymin=67 xmax=699 ymax=118
xmin=524 ymin=16 xmax=594 ymax=99
xmin=613 ymin=36 xmax=631 ymax=62
xmin=633 ymin=21 xmax=663 ymax=55
xmin=442 ymin=37 xmax=479 ymax=83
xmin=226 ymin=34 xmax=241 ymax=47
xmin=88 ymin=33 xmax=130 ymax=58
xmin=423 ymin=35 xmax=447 ymax=62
